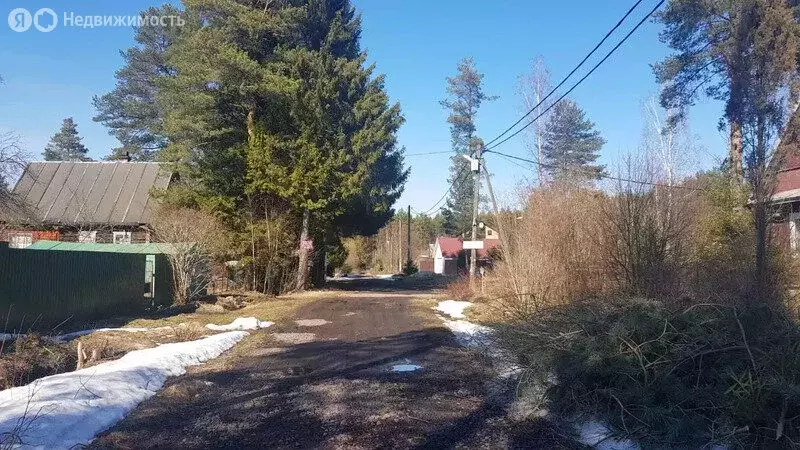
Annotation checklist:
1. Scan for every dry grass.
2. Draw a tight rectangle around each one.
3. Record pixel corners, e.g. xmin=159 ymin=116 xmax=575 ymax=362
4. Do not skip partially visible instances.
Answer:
xmin=126 ymin=292 xmax=312 ymax=329
xmin=0 ymin=335 xmax=75 ymax=389
xmin=484 ymin=184 xmax=609 ymax=314
xmin=445 ymin=276 xmax=474 ymax=301
xmin=0 ymin=292 xmax=316 ymax=388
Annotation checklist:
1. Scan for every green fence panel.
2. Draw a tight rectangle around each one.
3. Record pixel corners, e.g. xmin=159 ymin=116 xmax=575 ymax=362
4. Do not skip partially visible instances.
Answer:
xmin=0 ymin=243 xmax=173 ymax=331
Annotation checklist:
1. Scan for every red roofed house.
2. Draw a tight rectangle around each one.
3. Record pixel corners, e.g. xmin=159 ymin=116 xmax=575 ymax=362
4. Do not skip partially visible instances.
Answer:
xmin=770 ymin=108 xmax=800 ymax=253
xmin=432 ymin=236 xmax=501 ymax=275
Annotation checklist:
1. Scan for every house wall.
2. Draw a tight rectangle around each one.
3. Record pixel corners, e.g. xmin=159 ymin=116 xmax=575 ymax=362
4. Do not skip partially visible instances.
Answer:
xmin=418 ymin=257 xmax=434 ymax=273
xmin=1 ymin=227 xmax=150 ymax=246
xmin=59 ymin=228 xmax=150 ymax=244
xmin=443 ymin=259 xmax=458 ymax=276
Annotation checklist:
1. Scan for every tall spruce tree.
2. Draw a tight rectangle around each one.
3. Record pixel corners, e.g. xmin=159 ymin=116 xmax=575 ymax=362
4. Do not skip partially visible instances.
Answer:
xmin=439 ymin=58 xmax=495 ymax=236
xmin=541 ymin=99 xmax=605 ymax=181
xmin=43 ymin=118 xmax=91 ymax=161
xmin=247 ymin=1 xmax=407 ymax=289
xmin=93 ymin=5 xmax=189 ymax=161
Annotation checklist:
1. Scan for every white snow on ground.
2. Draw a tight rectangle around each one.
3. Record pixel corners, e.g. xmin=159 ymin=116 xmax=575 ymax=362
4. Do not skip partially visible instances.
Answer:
xmin=205 ymin=317 xmax=274 ymax=331
xmin=391 ymin=364 xmax=422 ymax=372
xmin=578 ymin=421 xmax=637 ymax=450
xmin=435 ymin=300 xmax=472 ymax=319
xmin=0 ymin=333 xmax=24 ymax=341
xmin=435 ymin=301 xmax=518 ymax=379
xmin=0 ymin=331 xmax=247 ymax=450
xmin=435 ymin=300 xmax=638 ymax=450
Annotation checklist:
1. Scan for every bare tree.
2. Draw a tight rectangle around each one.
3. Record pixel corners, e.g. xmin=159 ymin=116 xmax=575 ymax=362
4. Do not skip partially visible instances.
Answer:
xmin=517 ymin=57 xmax=552 ymax=185
xmin=0 ymin=132 xmax=31 ymax=234
xmin=641 ymin=96 xmax=698 ymax=222
xmin=152 ymin=206 xmax=225 ymax=304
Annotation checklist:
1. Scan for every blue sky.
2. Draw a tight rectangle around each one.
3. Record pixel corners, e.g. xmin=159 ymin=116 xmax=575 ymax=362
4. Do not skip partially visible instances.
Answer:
xmin=0 ymin=0 xmax=728 ymax=211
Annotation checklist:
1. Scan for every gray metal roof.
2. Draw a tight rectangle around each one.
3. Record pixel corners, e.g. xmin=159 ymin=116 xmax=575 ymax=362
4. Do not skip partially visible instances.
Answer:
xmin=1 ymin=162 xmax=172 ymax=226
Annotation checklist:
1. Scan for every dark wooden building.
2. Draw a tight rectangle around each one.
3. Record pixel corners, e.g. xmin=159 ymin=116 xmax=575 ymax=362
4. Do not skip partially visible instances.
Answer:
xmin=0 ymin=161 xmax=173 ymax=248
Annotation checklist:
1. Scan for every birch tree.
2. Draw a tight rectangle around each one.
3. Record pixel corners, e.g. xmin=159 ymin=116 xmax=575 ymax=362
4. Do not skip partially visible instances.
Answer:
xmin=518 ymin=57 xmax=552 ymax=184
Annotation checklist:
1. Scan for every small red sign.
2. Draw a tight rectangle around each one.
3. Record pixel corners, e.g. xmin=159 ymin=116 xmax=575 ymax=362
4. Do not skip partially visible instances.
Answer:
xmin=300 ymin=239 xmax=314 ymax=251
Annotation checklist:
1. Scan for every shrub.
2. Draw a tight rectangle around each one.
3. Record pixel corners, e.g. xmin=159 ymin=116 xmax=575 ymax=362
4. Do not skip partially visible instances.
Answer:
xmin=500 ymin=298 xmax=800 ymax=447
xmin=486 ymin=183 xmax=608 ymax=310
xmin=446 ymin=276 xmax=474 ymax=300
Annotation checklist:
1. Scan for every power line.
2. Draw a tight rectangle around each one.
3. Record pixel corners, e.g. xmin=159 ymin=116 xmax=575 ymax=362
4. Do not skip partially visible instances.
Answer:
xmin=486 ymin=0 xmax=666 ymax=151
xmin=405 ymin=150 xmax=453 ymax=157
xmin=485 ymin=0 xmax=646 ymax=147
xmin=494 ymin=151 xmax=538 ymax=171
xmin=416 ymin=166 xmax=472 ymax=215
xmin=485 ymin=149 xmax=705 ymax=191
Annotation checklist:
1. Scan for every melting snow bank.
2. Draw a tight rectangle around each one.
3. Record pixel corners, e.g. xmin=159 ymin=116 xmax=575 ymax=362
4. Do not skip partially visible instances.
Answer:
xmin=206 ymin=317 xmax=274 ymax=331
xmin=578 ymin=421 xmax=637 ymax=450
xmin=435 ymin=300 xmax=472 ymax=319
xmin=0 ymin=331 xmax=247 ymax=449
xmin=435 ymin=300 xmax=519 ymax=381
xmin=435 ymin=300 xmax=637 ymax=450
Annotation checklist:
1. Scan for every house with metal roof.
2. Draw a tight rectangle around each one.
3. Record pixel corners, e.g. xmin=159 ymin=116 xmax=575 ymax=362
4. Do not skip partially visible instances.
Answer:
xmin=0 ymin=161 xmax=174 ymax=248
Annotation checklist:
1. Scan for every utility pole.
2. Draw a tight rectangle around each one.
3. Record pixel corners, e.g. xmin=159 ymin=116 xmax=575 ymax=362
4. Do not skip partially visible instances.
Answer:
xmin=397 ymin=218 xmax=403 ymax=273
xmin=406 ymin=205 xmax=412 ymax=271
xmin=482 ymin=159 xmax=521 ymax=297
xmin=469 ymin=143 xmax=482 ymax=287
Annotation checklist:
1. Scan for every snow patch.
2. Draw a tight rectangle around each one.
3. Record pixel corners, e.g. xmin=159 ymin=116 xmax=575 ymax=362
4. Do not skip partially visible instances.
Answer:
xmin=435 ymin=301 xmax=639 ymax=449
xmin=578 ymin=421 xmax=638 ymax=450
xmin=436 ymin=300 xmax=472 ymax=319
xmin=206 ymin=317 xmax=274 ymax=331
xmin=391 ymin=364 xmax=422 ymax=372
xmin=0 ymin=331 xmax=247 ymax=450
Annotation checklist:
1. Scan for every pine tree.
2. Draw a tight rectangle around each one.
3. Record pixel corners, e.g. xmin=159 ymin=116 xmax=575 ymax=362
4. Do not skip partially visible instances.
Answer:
xmin=43 ymin=118 xmax=91 ymax=161
xmin=439 ymin=58 xmax=495 ymax=236
xmin=92 ymin=5 xmax=188 ymax=161
xmin=541 ymin=99 xmax=605 ymax=181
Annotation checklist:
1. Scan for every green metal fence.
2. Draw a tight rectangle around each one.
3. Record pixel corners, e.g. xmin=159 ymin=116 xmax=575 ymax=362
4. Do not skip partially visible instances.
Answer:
xmin=0 ymin=241 xmax=173 ymax=331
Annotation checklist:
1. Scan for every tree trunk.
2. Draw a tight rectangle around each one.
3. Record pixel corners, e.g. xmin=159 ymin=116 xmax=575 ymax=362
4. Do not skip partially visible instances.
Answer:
xmin=730 ymin=120 xmax=744 ymax=183
xmin=296 ymin=209 xmax=310 ymax=291
xmin=246 ymin=107 xmax=256 ymax=140
xmin=753 ymin=116 xmax=768 ymax=302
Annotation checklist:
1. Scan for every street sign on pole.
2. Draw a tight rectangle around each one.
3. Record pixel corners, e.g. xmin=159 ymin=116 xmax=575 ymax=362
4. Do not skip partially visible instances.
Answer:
xmin=463 ymin=240 xmax=484 ymax=250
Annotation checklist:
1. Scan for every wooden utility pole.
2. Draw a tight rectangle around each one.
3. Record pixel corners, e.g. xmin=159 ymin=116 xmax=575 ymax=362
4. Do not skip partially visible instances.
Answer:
xmin=469 ymin=144 xmax=482 ymax=287
xmin=406 ymin=205 xmax=412 ymax=270
xmin=397 ymin=218 xmax=402 ymax=273
xmin=482 ymin=160 xmax=521 ymax=296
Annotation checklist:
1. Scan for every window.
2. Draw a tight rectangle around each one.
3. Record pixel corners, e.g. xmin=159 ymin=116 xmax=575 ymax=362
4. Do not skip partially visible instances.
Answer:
xmin=113 ymin=231 xmax=132 ymax=245
xmin=486 ymin=229 xmax=493 ymax=237
xmin=78 ymin=231 xmax=96 ymax=243
xmin=8 ymin=233 xmax=32 ymax=249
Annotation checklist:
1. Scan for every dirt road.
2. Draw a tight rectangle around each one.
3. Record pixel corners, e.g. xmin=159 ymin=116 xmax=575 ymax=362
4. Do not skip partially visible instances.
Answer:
xmin=91 ymin=278 xmax=568 ymax=449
